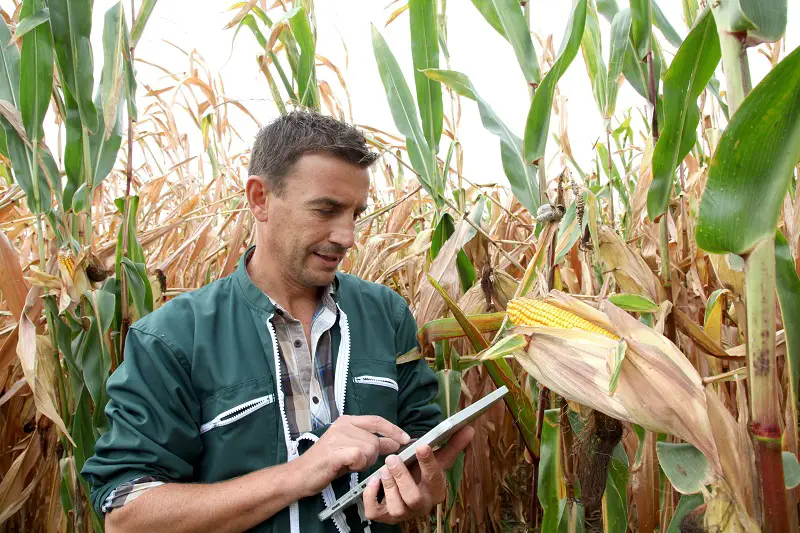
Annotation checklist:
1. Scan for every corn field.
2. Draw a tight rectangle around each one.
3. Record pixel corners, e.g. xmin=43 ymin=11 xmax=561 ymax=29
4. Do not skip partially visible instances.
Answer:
xmin=0 ymin=0 xmax=799 ymax=531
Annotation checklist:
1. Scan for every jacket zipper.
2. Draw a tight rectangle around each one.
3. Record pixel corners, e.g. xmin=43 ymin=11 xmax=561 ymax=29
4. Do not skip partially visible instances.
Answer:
xmin=353 ymin=375 xmax=398 ymax=391
xmin=266 ymin=317 xmax=306 ymax=533
xmin=334 ymin=304 xmax=351 ymax=417
xmin=199 ymin=395 xmax=275 ymax=434
xmin=269 ymin=313 xmax=353 ymax=533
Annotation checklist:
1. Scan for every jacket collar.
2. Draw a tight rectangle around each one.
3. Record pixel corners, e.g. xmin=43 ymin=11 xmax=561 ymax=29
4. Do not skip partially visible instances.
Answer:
xmin=233 ymin=245 xmax=342 ymax=312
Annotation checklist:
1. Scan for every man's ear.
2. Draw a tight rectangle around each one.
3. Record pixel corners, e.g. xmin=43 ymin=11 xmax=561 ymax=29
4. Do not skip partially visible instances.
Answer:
xmin=246 ymin=175 xmax=270 ymax=222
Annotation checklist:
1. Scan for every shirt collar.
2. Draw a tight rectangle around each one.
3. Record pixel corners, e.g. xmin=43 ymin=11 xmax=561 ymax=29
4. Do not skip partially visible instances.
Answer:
xmin=233 ymin=245 xmax=339 ymax=313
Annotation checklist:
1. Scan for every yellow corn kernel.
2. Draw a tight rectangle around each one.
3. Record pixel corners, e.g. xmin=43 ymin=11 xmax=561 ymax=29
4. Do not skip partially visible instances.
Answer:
xmin=58 ymin=248 xmax=75 ymax=278
xmin=506 ymin=297 xmax=619 ymax=340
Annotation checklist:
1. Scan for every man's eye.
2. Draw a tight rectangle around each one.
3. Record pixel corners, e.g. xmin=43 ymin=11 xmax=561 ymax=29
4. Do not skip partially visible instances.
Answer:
xmin=316 ymin=209 xmax=335 ymax=217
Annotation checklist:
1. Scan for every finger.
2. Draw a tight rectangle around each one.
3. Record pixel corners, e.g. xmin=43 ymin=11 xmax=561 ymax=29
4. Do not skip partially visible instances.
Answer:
xmin=379 ymin=465 xmax=408 ymax=519
xmin=347 ymin=415 xmax=410 ymax=445
xmin=362 ymin=476 xmax=385 ymax=521
xmin=434 ymin=425 xmax=475 ymax=469
xmin=416 ymin=444 xmax=445 ymax=492
xmin=335 ymin=447 xmax=369 ymax=473
xmin=335 ymin=425 xmax=383 ymax=466
xmin=386 ymin=455 xmax=426 ymax=512
xmin=377 ymin=437 xmax=402 ymax=455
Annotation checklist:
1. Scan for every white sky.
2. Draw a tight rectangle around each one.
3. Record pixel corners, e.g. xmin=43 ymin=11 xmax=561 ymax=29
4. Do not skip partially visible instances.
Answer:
xmin=87 ymin=1 xmax=800 ymax=190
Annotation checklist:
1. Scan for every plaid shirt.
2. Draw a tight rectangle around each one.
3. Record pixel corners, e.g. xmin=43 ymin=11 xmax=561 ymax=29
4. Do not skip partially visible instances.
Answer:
xmin=102 ymin=285 xmax=339 ymax=513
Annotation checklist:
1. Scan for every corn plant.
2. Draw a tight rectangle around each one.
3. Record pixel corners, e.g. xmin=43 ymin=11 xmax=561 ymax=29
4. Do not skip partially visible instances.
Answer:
xmin=2 ymin=0 xmax=800 ymax=532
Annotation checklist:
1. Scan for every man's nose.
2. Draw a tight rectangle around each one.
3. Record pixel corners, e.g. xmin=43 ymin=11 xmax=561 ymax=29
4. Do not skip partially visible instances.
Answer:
xmin=329 ymin=218 xmax=355 ymax=250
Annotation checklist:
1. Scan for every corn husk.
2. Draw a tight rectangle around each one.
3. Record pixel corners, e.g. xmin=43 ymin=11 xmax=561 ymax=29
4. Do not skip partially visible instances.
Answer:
xmin=597 ymin=226 xmax=666 ymax=303
xmin=512 ymin=291 xmax=757 ymax=522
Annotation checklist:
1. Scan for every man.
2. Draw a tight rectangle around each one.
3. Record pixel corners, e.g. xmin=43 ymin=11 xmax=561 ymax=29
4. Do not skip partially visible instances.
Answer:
xmin=82 ymin=110 xmax=474 ymax=533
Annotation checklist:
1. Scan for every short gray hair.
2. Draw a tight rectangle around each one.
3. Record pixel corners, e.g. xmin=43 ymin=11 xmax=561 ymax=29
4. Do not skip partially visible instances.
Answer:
xmin=247 ymin=110 xmax=379 ymax=196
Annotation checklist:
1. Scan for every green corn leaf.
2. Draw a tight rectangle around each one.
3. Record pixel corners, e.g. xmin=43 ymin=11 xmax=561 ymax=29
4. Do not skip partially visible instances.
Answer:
xmin=50 ymin=0 xmax=98 ymax=133
xmin=115 ymin=195 xmax=145 ymax=273
xmin=597 ymin=0 xmax=618 ymax=20
xmin=596 ymin=4 xmax=663 ymax=103
xmin=434 ymin=369 xmax=462 ymax=418
xmin=656 ymin=442 xmax=712 ymax=494
xmin=523 ymin=0 xmax=587 ymax=166
xmin=538 ymin=408 xmax=562 ymax=532
xmin=0 ymin=19 xmax=20 ymax=109
xmin=696 ymin=45 xmax=800 ymax=255
xmin=372 ymin=26 xmax=439 ymax=203
xmin=129 ymin=0 xmax=157 ymax=47
xmin=235 ymin=13 xmax=267 ymax=48
xmin=608 ymin=293 xmax=659 ymax=313
xmin=652 ymin=1 xmax=683 ymax=47
xmin=289 ymin=7 xmax=318 ymax=110
xmin=0 ymin=17 xmax=53 ymax=214
xmin=423 ymin=68 xmax=539 ymax=213
xmin=10 ymin=7 xmax=50 ymax=42
xmin=121 ymin=256 xmax=154 ymax=319
xmin=604 ymin=443 xmax=630 ymax=533
xmin=71 ymin=386 xmax=97 ymax=473
xmin=0 ymin=100 xmax=56 ymax=213
xmin=478 ymin=332 xmax=528 ymax=361
xmin=648 ymin=8 xmax=720 ymax=220
xmin=61 ymin=85 xmax=83 ymax=210
xmin=711 ymin=0 xmax=787 ymax=45
xmin=704 ymin=288 xmax=729 ymax=325
xmin=608 ymin=339 xmax=627 ymax=395
xmin=90 ymin=78 xmax=125 ymax=189
xmin=434 ymin=368 xmax=464 ymax=512
xmin=100 ymin=1 xmax=130 ymax=138
xmin=409 ymin=0 xmax=443 ymax=153
xmin=468 ymin=0 xmax=540 ymax=86
xmin=605 ymin=8 xmax=630 ymax=122
xmin=630 ymin=0 xmax=652 ymax=60
xmin=19 ymin=0 xmax=52 ymax=143
xmin=667 ymin=493 xmax=704 ymax=532
xmin=683 ymin=0 xmax=701 ymax=27
xmin=73 ymin=289 xmax=116 ymax=412
xmin=581 ymin=0 xmax=607 ymax=115
xmin=431 ymin=212 xmax=455 ymax=259
xmin=783 ymin=451 xmax=800 ymax=489
xmin=776 ymin=230 xmax=800 ymax=421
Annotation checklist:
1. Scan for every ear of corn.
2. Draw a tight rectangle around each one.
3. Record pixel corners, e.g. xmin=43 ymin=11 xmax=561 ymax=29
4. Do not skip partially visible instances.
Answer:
xmin=507 ymin=297 xmax=619 ymax=340
xmin=57 ymin=248 xmax=76 ymax=278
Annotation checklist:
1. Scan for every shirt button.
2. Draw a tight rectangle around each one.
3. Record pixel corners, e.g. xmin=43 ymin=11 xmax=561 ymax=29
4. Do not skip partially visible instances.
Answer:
xmin=312 ymin=396 xmax=320 ymax=404
xmin=293 ymin=339 xmax=302 ymax=348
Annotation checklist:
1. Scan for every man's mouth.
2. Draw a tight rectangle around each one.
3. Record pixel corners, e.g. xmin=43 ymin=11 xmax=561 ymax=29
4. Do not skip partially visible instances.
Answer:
xmin=313 ymin=252 xmax=343 ymax=265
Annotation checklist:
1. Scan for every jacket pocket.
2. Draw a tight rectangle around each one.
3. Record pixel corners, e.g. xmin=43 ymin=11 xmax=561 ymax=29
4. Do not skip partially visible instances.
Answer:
xmin=198 ymin=375 xmax=279 ymax=482
xmin=353 ymin=375 xmax=398 ymax=391
xmin=350 ymin=359 xmax=399 ymax=425
xmin=200 ymin=394 xmax=275 ymax=434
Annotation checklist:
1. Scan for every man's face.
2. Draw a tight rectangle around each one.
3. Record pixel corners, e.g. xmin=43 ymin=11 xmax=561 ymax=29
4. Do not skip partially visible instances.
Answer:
xmin=263 ymin=153 xmax=370 ymax=288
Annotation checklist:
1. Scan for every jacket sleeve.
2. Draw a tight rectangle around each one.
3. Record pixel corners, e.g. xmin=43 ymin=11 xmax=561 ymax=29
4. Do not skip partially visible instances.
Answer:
xmin=80 ymin=326 xmax=203 ymax=514
xmin=393 ymin=300 xmax=442 ymax=438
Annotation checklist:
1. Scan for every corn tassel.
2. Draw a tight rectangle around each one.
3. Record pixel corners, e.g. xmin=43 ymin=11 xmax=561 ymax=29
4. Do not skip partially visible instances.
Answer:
xmin=507 ymin=297 xmax=619 ymax=340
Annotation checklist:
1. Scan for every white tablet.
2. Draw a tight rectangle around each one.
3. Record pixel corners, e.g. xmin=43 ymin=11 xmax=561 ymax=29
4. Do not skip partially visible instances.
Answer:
xmin=318 ymin=385 xmax=509 ymax=522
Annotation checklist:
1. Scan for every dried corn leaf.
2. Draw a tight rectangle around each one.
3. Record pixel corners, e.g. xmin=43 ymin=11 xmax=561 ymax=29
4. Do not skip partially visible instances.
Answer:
xmin=16 ymin=307 xmax=74 ymax=445
xmin=598 ymin=225 xmax=666 ymax=302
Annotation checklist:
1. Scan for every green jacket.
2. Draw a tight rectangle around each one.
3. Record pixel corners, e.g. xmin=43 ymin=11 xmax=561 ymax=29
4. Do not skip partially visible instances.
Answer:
xmin=81 ymin=248 xmax=442 ymax=533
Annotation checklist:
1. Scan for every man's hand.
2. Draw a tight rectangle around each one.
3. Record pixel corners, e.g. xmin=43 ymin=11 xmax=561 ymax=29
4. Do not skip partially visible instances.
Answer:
xmin=362 ymin=425 xmax=475 ymax=524
xmin=296 ymin=415 xmax=411 ymax=496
